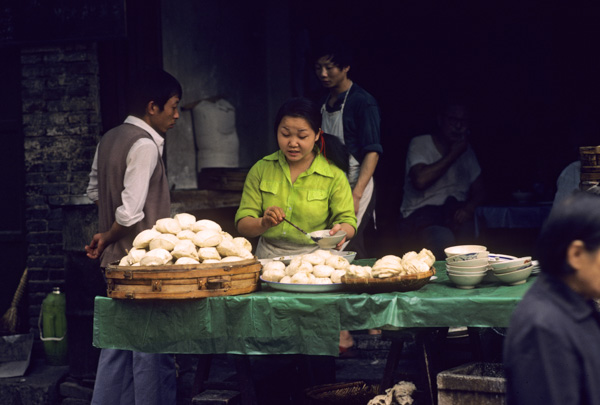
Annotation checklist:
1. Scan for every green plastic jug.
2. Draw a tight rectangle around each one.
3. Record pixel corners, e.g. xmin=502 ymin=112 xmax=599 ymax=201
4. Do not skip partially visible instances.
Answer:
xmin=39 ymin=287 xmax=68 ymax=365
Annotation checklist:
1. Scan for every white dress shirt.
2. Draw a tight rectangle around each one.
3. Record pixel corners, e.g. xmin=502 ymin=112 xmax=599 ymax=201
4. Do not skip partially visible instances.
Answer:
xmin=86 ymin=116 xmax=165 ymax=227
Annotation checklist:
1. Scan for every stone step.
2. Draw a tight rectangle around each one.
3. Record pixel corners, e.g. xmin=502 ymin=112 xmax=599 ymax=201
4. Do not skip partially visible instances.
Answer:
xmin=192 ymin=389 xmax=240 ymax=405
xmin=0 ymin=360 xmax=68 ymax=405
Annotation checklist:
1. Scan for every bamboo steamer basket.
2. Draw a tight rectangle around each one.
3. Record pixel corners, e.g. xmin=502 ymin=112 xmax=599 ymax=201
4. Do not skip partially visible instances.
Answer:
xmin=104 ymin=257 xmax=261 ymax=299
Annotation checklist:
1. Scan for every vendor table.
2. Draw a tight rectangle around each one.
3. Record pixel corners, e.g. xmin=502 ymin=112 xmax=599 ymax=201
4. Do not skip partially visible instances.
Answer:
xmin=93 ymin=260 xmax=531 ymax=356
xmin=92 ymin=260 xmax=533 ymax=404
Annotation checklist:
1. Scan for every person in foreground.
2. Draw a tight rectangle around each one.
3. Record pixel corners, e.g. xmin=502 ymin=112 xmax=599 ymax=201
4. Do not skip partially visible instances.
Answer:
xmin=503 ymin=191 xmax=600 ymax=405
xmin=85 ymin=68 xmax=181 ymax=405
xmin=235 ymin=97 xmax=357 ymax=259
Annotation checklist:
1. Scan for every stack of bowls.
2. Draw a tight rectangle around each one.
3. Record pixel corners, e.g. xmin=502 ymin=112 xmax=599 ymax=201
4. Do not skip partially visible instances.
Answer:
xmin=488 ymin=256 xmax=533 ymax=286
xmin=444 ymin=245 xmax=489 ymax=289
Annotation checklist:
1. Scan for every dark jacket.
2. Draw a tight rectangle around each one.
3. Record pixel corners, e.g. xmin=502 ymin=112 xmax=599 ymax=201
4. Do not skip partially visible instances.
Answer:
xmin=504 ymin=272 xmax=600 ymax=405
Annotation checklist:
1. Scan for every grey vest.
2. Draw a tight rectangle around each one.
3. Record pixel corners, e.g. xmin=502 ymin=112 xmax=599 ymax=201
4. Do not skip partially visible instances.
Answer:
xmin=97 ymin=123 xmax=170 ymax=267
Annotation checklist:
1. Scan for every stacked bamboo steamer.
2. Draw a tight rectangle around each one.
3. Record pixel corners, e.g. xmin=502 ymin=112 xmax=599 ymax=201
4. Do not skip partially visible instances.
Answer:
xmin=579 ymin=146 xmax=600 ymax=191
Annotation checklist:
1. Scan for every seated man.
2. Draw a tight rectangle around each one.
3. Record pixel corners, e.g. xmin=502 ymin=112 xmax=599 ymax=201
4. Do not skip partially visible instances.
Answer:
xmin=398 ymin=100 xmax=484 ymax=259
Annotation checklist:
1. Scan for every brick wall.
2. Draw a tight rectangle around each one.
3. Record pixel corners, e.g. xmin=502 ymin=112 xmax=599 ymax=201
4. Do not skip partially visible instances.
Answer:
xmin=21 ymin=43 xmax=101 ymax=334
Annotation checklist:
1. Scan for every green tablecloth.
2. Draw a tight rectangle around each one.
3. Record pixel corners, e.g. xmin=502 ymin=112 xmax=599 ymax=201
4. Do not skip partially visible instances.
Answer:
xmin=93 ymin=260 xmax=533 ymax=356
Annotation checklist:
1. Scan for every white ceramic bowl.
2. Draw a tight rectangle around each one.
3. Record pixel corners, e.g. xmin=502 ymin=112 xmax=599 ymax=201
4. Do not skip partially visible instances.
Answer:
xmin=331 ymin=250 xmax=356 ymax=263
xmin=446 ymin=251 xmax=489 ymax=263
xmin=446 ymin=268 xmax=488 ymax=276
xmin=310 ymin=230 xmax=346 ymax=249
xmin=446 ymin=257 xmax=489 ymax=267
xmin=444 ymin=245 xmax=488 ymax=258
xmin=491 ymin=263 xmax=531 ymax=275
xmin=447 ymin=271 xmax=486 ymax=289
xmin=446 ymin=263 xmax=489 ymax=273
xmin=494 ymin=265 xmax=533 ymax=285
xmin=489 ymin=256 xmax=532 ymax=272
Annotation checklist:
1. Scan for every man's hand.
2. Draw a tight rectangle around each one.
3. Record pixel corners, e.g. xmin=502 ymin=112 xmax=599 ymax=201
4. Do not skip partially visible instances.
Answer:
xmin=447 ymin=136 xmax=468 ymax=161
xmin=84 ymin=222 xmax=130 ymax=260
xmin=85 ymin=232 xmax=107 ymax=259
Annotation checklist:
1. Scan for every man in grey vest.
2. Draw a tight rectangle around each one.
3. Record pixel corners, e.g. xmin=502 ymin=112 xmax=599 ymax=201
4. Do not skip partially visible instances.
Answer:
xmin=85 ymin=68 xmax=182 ymax=405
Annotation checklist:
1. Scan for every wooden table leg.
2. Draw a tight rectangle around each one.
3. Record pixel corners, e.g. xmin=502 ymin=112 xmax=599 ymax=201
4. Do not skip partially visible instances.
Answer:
xmin=381 ymin=328 xmax=449 ymax=405
xmin=467 ymin=327 xmax=483 ymax=361
xmin=192 ymin=354 xmax=213 ymax=397
xmin=379 ymin=334 xmax=405 ymax=393
xmin=233 ymin=355 xmax=258 ymax=405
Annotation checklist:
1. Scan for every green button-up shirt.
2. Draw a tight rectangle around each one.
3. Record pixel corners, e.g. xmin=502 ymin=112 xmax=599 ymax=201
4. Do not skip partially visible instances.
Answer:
xmin=235 ymin=151 xmax=357 ymax=246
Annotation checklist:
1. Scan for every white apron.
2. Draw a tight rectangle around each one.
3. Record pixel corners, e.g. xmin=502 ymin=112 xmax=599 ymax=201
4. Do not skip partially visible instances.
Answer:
xmin=321 ymin=84 xmax=374 ymax=233
xmin=255 ymin=236 xmax=318 ymax=259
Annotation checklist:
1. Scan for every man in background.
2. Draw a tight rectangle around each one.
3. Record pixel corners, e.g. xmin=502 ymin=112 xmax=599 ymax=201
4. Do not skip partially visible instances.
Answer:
xmin=85 ymin=68 xmax=182 ymax=405
xmin=398 ymin=98 xmax=484 ymax=259
xmin=313 ymin=36 xmax=382 ymax=260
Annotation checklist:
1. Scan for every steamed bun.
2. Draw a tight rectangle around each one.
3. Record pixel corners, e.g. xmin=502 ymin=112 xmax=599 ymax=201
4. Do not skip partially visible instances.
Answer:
xmin=171 ymin=239 xmax=199 ymax=260
xmin=139 ymin=248 xmax=172 ymax=266
xmin=155 ymin=218 xmax=182 ymax=234
xmin=132 ymin=229 xmax=161 ymax=249
xmin=191 ymin=219 xmax=222 ymax=233
xmin=174 ymin=257 xmax=200 ymax=265
xmin=149 ymin=233 xmax=180 ymax=251
xmin=262 ymin=267 xmax=286 ymax=282
xmin=193 ymin=230 xmax=223 ymax=247
xmin=174 ymin=213 xmax=196 ymax=230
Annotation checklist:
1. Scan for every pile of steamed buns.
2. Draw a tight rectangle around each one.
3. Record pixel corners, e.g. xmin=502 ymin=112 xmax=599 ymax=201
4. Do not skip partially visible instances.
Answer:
xmin=118 ymin=213 xmax=253 ymax=266
xmin=262 ymin=248 xmax=435 ymax=285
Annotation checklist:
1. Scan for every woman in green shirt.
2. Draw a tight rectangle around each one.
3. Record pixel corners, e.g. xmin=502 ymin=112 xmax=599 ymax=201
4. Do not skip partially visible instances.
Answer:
xmin=235 ymin=97 xmax=357 ymax=259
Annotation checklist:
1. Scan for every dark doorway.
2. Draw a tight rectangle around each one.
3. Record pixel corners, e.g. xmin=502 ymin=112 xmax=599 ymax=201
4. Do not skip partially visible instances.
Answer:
xmin=0 ymin=45 xmax=27 ymax=329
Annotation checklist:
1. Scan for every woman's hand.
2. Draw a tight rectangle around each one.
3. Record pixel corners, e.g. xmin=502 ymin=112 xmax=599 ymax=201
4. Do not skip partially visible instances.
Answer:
xmin=261 ymin=206 xmax=285 ymax=229
xmin=330 ymin=223 xmax=355 ymax=249
xmin=237 ymin=206 xmax=285 ymax=238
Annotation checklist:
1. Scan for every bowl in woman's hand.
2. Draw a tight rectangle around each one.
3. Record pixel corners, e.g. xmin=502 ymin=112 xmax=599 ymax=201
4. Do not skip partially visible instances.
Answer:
xmin=310 ymin=230 xmax=346 ymax=249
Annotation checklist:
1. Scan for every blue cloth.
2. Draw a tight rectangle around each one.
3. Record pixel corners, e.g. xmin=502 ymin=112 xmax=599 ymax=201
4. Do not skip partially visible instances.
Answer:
xmin=320 ymin=83 xmax=382 ymax=162
xmin=504 ymin=273 xmax=600 ymax=405
xmin=91 ymin=349 xmax=176 ymax=405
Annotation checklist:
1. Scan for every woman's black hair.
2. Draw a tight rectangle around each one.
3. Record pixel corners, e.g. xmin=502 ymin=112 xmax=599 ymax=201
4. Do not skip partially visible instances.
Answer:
xmin=536 ymin=191 xmax=600 ymax=276
xmin=127 ymin=67 xmax=183 ymax=118
xmin=274 ymin=97 xmax=349 ymax=172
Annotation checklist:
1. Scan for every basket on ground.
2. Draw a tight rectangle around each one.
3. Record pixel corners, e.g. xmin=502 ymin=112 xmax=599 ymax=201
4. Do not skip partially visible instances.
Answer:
xmin=104 ymin=258 xmax=261 ymax=299
xmin=341 ymin=267 xmax=435 ymax=293
xmin=304 ymin=381 xmax=380 ymax=405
